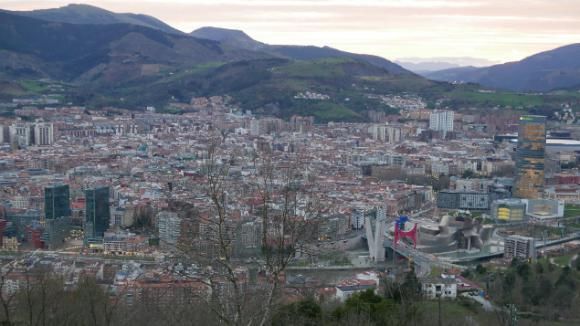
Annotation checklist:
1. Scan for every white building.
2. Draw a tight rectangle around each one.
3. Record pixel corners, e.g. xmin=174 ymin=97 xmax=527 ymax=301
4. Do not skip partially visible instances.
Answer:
xmin=368 ymin=124 xmax=403 ymax=144
xmin=429 ymin=110 xmax=454 ymax=132
xmin=386 ymin=125 xmax=402 ymax=144
xmin=335 ymin=272 xmax=379 ymax=301
xmin=422 ymin=275 xmax=458 ymax=299
xmin=34 ymin=123 xmax=54 ymax=146
xmin=9 ymin=123 xmax=33 ymax=147
xmin=157 ymin=211 xmax=181 ymax=248
xmin=249 ymin=119 xmax=260 ymax=136
xmin=504 ymin=235 xmax=536 ymax=261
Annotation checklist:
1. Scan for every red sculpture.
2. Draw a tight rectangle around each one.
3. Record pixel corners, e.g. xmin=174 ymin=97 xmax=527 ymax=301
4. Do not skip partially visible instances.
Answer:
xmin=394 ymin=222 xmax=418 ymax=249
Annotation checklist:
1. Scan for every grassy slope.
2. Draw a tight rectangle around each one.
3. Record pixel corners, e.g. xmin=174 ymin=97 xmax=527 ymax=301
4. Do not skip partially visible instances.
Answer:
xmin=80 ymin=58 xmax=408 ymax=122
xmin=6 ymin=55 xmax=580 ymax=121
xmin=564 ymin=204 xmax=580 ymax=218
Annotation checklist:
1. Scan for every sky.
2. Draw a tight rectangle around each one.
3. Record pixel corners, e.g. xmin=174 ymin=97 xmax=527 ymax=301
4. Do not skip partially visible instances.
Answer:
xmin=2 ymin=0 xmax=580 ymax=63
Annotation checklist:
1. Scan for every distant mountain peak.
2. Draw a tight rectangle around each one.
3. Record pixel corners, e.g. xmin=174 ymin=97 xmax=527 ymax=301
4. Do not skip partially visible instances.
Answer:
xmin=192 ymin=27 xmax=252 ymax=39
xmin=191 ymin=27 xmax=265 ymax=51
xmin=7 ymin=4 xmax=183 ymax=35
xmin=58 ymin=3 xmax=102 ymax=9
xmin=425 ymin=44 xmax=580 ymax=91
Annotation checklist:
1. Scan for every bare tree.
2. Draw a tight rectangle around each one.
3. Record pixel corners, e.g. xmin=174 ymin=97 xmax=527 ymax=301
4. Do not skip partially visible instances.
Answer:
xmin=0 ymin=261 xmax=18 ymax=326
xmin=255 ymin=156 xmax=319 ymax=326
xmin=166 ymin=137 xmax=320 ymax=326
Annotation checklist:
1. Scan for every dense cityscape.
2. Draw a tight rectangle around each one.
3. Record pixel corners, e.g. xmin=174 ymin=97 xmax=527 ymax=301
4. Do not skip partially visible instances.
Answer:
xmin=1 ymin=1 xmax=580 ymax=325
xmin=1 ymin=92 xmax=579 ymax=324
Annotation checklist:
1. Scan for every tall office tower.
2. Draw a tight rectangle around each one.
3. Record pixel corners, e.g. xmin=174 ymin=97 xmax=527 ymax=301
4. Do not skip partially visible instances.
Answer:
xmin=85 ymin=187 xmax=111 ymax=241
xmin=514 ymin=115 xmax=546 ymax=199
xmin=34 ymin=123 xmax=54 ymax=146
xmin=44 ymin=184 xmax=71 ymax=220
xmin=0 ymin=125 xmax=5 ymax=143
xmin=429 ymin=110 xmax=454 ymax=132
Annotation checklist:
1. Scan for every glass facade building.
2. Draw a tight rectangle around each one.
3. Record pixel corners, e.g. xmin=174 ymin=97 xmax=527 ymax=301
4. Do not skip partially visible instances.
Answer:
xmin=44 ymin=184 xmax=71 ymax=220
xmin=85 ymin=187 xmax=110 ymax=240
xmin=514 ymin=115 xmax=546 ymax=199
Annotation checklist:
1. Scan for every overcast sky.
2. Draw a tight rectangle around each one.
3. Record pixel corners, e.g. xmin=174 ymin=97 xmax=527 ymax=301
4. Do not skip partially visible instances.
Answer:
xmin=2 ymin=0 xmax=580 ymax=63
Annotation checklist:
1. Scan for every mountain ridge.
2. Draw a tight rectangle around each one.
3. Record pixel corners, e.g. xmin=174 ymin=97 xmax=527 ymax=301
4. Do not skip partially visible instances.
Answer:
xmin=0 ymin=10 xmax=427 ymax=122
xmin=2 ymin=5 xmax=580 ymax=121
xmin=2 ymin=4 xmax=184 ymax=35
xmin=191 ymin=26 xmax=410 ymax=75
xmin=426 ymin=44 xmax=580 ymax=91
xmin=0 ymin=11 xmax=269 ymax=84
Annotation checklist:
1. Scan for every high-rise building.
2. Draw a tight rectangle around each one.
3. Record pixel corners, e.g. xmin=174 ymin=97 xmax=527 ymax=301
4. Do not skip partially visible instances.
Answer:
xmin=368 ymin=125 xmax=403 ymax=144
xmin=42 ymin=218 xmax=71 ymax=250
xmin=385 ymin=125 xmax=402 ymax=144
xmin=157 ymin=211 xmax=181 ymax=248
xmin=34 ymin=123 xmax=54 ymax=146
xmin=9 ymin=123 xmax=34 ymax=147
xmin=84 ymin=187 xmax=111 ymax=241
xmin=44 ymin=184 xmax=71 ymax=220
xmin=0 ymin=125 xmax=6 ymax=143
xmin=514 ymin=115 xmax=546 ymax=199
xmin=429 ymin=110 xmax=454 ymax=132
xmin=239 ymin=221 xmax=261 ymax=250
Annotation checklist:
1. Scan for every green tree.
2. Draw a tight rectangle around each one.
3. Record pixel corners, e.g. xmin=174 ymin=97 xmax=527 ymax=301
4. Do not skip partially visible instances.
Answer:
xmin=534 ymin=262 xmax=544 ymax=274
xmin=475 ymin=264 xmax=487 ymax=275
xmin=552 ymin=287 xmax=576 ymax=308
xmin=502 ymin=271 xmax=516 ymax=302
xmin=333 ymin=289 xmax=395 ymax=325
xmin=537 ymin=276 xmax=552 ymax=304
xmin=555 ymin=266 xmax=576 ymax=290
xmin=272 ymin=298 xmax=322 ymax=326
xmin=461 ymin=269 xmax=472 ymax=279
xmin=462 ymin=170 xmax=476 ymax=178
xmin=400 ymin=266 xmax=422 ymax=300
xmin=516 ymin=263 xmax=531 ymax=280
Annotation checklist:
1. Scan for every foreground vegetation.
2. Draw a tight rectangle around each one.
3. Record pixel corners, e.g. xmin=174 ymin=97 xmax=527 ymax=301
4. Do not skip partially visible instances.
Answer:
xmin=1 ymin=259 xmax=579 ymax=325
xmin=464 ymin=258 xmax=580 ymax=324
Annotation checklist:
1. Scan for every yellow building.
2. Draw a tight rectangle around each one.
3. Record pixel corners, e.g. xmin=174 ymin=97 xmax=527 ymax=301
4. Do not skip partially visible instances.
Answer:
xmin=492 ymin=199 xmax=526 ymax=221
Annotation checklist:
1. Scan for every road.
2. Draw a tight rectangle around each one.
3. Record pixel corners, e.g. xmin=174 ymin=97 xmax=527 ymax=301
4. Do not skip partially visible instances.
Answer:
xmin=461 ymin=293 xmax=494 ymax=312
xmin=1 ymin=251 xmax=159 ymax=265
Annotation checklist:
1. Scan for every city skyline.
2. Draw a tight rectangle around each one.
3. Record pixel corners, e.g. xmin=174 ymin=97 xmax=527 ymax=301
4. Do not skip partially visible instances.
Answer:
xmin=1 ymin=0 xmax=580 ymax=63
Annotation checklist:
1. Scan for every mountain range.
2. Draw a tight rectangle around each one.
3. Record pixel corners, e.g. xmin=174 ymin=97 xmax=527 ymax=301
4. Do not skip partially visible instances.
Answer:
xmin=0 ymin=4 xmax=579 ymax=120
xmin=425 ymin=44 xmax=580 ymax=92
xmin=190 ymin=27 xmax=409 ymax=74
xmin=395 ymin=57 xmax=498 ymax=75
xmin=0 ymin=5 xmax=428 ymax=121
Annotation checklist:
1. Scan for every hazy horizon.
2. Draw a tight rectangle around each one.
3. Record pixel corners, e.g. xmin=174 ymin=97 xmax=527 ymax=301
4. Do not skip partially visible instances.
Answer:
xmin=2 ymin=0 xmax=580 ymax=63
